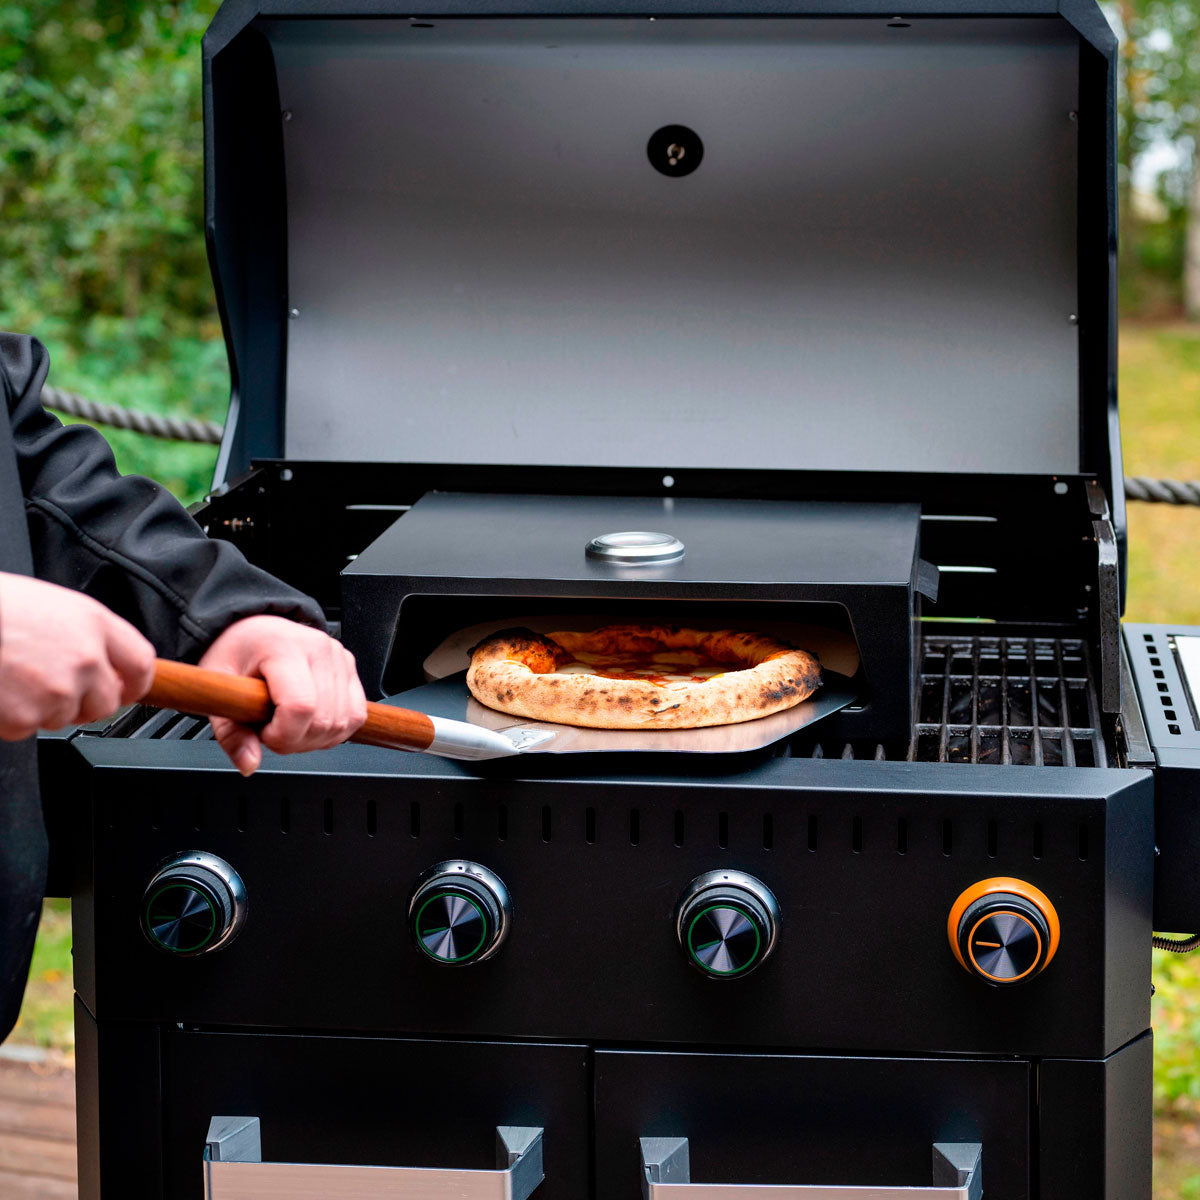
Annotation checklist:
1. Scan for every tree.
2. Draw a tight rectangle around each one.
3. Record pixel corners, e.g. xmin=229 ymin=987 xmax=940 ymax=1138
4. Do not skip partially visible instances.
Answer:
xmin=1114 ymin=0 xmax=1200 ymax=316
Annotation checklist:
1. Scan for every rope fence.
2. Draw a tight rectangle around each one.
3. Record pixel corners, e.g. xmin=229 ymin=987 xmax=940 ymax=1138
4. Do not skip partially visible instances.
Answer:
xmin=39 ymin=388 xmax=1200 ymax=505
xmin=43 ymin=385 xmax=224 ymax=446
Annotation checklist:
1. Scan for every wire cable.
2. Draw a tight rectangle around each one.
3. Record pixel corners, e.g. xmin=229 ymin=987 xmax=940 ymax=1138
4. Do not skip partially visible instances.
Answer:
xmin=1153 ymin=932 xmax=1200 ymax=953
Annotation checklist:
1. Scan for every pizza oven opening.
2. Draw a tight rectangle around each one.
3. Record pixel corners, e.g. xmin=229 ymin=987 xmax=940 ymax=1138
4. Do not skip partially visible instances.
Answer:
xmin=381 ymin=594 xmax=861 ymax=698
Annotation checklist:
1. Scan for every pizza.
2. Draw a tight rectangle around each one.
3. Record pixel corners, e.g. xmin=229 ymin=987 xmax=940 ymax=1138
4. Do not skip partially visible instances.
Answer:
xmin=465 ymin=624 xmax=821 ymax=730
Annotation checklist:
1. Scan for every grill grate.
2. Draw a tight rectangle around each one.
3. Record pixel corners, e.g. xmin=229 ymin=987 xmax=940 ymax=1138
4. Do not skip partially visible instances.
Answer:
xmin=91 ymin=635 xmax=1109 ymax=767
xmin=83 ymin=706 xmax=216 ymax=741
xmin=784 ymin=633 xmax=1109 ymax=766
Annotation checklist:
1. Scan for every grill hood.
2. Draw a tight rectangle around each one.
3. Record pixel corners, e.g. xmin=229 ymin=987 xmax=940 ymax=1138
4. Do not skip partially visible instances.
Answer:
xmin=203 ymin=0 xmax=1120 ymax=502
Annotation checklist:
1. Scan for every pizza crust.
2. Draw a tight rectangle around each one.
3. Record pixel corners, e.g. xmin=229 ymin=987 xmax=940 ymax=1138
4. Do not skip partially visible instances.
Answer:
xmin=466 ymin=625 xmax=822 ymax=730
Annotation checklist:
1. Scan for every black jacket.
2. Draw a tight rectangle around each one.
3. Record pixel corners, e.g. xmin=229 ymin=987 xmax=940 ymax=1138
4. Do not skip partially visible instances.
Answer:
xmin=0 ymin=333 xmax=324 ymax=1041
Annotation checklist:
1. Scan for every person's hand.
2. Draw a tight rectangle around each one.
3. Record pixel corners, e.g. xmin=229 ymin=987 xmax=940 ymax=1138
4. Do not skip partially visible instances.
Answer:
xmin=198 ymin=615 xmax=367 ymax=776
xmin=0 ymin=572 xmax=155 ymax=739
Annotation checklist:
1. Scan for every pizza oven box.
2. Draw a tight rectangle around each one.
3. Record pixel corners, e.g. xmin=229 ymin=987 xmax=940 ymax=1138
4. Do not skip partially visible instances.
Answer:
xmin=341 ymin=491 xmax=936 ymax=745
xmin=201 ymin=0 xmax=1123 ymax=747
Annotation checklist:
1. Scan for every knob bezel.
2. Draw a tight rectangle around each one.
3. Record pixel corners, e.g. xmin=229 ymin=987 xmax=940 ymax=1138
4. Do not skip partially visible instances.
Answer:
xmin=948 ymin=876 xmax=1060 ymax=986
xmin=675 ymin=870 xmax=780 ymax=978
xmin=408 ymin=860 xmax=511 ymax=966
xmin=141 ymin=850 xmax=247 ymax=957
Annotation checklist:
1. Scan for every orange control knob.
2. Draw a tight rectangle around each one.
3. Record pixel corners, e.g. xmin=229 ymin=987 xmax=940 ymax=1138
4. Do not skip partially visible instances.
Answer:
xmin=948 ymin=878 xmax=1060 ymax=986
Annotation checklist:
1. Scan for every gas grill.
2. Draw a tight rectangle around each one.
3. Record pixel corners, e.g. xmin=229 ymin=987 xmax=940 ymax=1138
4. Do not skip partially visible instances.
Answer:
xmin=41 ymin=1 xmax=1200 ymax=1197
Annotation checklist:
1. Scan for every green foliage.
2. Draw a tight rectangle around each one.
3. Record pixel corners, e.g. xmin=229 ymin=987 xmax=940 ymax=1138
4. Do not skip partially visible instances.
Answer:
xmin=0 ymin=1 xmax=221 ymax=342
xmin=1155 ymin=949 xmax=1200 ymax=1111
xmin=0 ymin=0 xmax=226 ymax=504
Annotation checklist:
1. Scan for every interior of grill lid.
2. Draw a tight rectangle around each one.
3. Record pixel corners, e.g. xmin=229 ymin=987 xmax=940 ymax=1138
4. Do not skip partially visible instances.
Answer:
xmin=259 ymin=16 xmax=1084 ymax=474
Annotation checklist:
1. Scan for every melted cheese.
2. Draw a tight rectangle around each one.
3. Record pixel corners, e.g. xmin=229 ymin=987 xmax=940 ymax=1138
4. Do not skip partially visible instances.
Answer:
xmin=555 ymin=651 xmax=732 ymax=692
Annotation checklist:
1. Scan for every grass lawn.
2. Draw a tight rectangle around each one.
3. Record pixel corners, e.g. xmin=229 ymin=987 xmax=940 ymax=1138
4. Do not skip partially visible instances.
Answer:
xmin=9 ymin=323 xmax=1200 ymax=1189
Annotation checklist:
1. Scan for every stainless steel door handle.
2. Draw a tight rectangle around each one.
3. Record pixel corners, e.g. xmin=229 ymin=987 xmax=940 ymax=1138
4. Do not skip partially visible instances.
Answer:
xmin=640 ymin=1139 xmax=982 ymax=1200
xmin=204 ymin=1116 xmax=544 ymax=1199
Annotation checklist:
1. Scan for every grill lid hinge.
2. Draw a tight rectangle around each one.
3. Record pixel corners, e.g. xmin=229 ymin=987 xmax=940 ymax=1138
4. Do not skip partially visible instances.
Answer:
xmin=1088 ymin=480 xmax=1121 ymax=715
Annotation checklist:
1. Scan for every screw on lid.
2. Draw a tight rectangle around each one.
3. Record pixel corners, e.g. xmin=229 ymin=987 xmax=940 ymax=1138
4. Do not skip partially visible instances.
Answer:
xmin=585 ymin=531 xmax=684 ymax=565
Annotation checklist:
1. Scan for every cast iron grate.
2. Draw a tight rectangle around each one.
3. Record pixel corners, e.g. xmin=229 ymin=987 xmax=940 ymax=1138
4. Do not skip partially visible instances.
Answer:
xmin=782 ymin=634 xmax=1108 ymax=766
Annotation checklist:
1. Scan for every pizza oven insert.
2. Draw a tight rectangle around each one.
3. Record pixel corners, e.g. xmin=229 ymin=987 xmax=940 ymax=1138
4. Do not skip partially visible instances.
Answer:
xmin=40 ymin=2 xmax=1200 ymax=1197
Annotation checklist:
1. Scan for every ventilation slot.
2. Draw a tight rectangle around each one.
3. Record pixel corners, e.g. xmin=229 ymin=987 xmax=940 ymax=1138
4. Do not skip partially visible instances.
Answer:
xmin=279 ymin=798 xmax=290 ymax=835
xmin=987 ymin=820 xmax=998 ymax=859
xmin=717 ymin=812 xmax=729 ymax=849
xmin=366 ymin=800 xmax=377 ymax=838
xmin=236 ymin=797 xmax=248 ymax=833
xmin=453 ymin=802 xmax=465 ymax=840
xmin=541 ymin=805 xmax=552 ymax=843
xmin=1033 ymin=822 xmax=1044 ymax=860
xmin=896 ymin=817 xmax=908 ymax=855
xmin=942 ymin=818 xmax=953 ymax=857
xmin=673 ymin=810 xmax=685 ymax=848
xmin=497 ymin=804 xmax=508 ymax=842
xmin=852 ymin=816 xmax=863 ymax=854
xmin=585 ymin=806 xmax=596 ymax=845
xmin=150 ymin=797 xmax=163 ymax=832
xmin=807 ymin=814 xmax=819 ymax=852
xmin=762 ymin=813 xmax=774 ymax=851
xmin=193 ymin=797 xmax=205 ymax=833
xmin=1078 ymin=824 xmax=1090 ymax=862
xmin=409 ymin=800 xmax=421 ymax=839
xmin=323 ymin=798 xmax=334 ymax=836
xmin=629 ymin=808 xmax=641 ymax=846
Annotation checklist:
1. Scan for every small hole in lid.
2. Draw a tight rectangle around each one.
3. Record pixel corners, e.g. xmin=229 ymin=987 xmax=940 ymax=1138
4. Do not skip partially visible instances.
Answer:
xmin=410 ymin=21 xmax=435 ymax=27
xmin=662 ymin=474 xmax=675 ymax=488
xmin=1053 ymin=480 xmax=1069 ymax=495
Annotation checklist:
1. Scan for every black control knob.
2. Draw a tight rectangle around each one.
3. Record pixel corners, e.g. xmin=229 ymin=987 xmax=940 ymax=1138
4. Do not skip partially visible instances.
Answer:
xmin=141 ymin=852 xmax=246 ymax=956
xmin=409 ymin=861 xmax=511 ymax=966
xmin=949 ymin=878 xmax=1060 ymax=985
xmin=675 ymin=871 xmax=779 ymax=979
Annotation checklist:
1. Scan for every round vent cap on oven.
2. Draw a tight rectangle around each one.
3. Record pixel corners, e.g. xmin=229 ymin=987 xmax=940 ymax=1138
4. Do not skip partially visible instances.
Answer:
xmin=675 ymin=870 xmax=779 ymax=979
xmin=140 ymin=851 xmax=246 ymax=957
xmin=409 ymin=860 xmax=511 ymax=966
xmin=585 ymin=531 xmax=685 ymax=565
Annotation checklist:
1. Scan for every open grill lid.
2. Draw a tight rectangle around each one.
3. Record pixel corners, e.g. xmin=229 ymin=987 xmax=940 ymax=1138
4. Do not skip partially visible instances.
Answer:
xmin=203 ymin=0 xmax=1120 ymax=502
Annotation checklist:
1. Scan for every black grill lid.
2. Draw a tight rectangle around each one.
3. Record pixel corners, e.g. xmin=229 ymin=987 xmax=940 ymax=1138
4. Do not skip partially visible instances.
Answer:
xmin=204 ymin=0 xmax=1118 ymax=501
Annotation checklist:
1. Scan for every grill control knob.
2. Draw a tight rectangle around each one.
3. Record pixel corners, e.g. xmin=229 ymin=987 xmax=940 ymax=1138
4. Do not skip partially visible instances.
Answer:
xmin=675 ymin=871 xmax=779 ymax=979
xmin=949 ymin=877 xmax=1060 ymax=985
xmin=141 ymin=852 xmax=246 ymax=956
xmin=409 ymin=861 xmax=511 ymax=966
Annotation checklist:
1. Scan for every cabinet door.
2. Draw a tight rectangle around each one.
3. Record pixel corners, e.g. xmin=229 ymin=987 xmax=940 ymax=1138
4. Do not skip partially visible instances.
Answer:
xmin=595 ymin=1049 xmax=1030 ymax=1199
xmin=161 ymin=1031 xmax=589 ymax=1200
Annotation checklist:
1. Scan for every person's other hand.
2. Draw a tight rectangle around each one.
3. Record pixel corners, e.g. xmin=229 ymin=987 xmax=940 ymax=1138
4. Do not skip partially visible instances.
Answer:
xmin=198 ymin=615 xmax=367 ymax=776
xmin=0 ymin=572 xmax=155 ymax=739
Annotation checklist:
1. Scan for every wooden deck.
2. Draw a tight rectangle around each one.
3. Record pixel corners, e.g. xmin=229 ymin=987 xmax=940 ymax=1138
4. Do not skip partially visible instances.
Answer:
xmin=0 ymin=1053 xmax=77 ymax=1199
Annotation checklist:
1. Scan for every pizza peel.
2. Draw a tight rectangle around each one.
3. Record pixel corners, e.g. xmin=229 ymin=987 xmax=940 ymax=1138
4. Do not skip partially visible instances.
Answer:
xmin=385 ymin=669 xmax=859 ymax=756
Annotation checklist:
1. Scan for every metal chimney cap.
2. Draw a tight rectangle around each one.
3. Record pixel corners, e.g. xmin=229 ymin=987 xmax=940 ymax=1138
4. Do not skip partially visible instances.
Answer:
xmin=585 ymin=530 xmax=685 ymax=565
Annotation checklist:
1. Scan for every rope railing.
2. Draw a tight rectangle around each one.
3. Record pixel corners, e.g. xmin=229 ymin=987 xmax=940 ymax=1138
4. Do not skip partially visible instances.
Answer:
xmin=43 ymin=385 xmax=224 ymax=445
xmin=1123 ymin=476 xmax=1200 ymax=506
xmin=36 ymin=388 xmax=1200 ymax=505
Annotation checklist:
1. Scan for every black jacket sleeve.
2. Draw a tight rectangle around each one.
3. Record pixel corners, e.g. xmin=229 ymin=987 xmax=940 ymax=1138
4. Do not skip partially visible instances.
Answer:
xmin=2 ymin=333 xmax=325 ymax=660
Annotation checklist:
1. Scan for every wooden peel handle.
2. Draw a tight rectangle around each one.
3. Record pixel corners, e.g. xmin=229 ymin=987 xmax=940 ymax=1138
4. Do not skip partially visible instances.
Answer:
xmin=145 ymin=659 xmax=436 ymax=753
